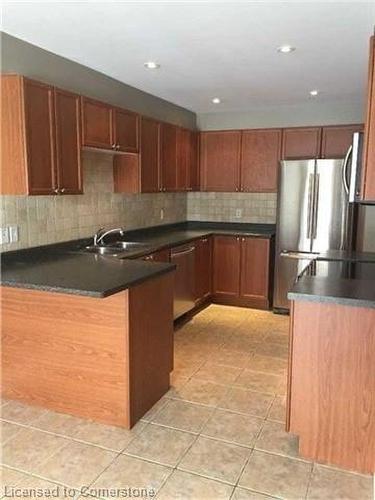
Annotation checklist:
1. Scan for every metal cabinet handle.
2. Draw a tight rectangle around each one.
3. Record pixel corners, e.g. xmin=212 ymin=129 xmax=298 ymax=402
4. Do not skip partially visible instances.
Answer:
xmin=53 ymin=187 xmax=59 ymax=194
xmin=116 ymin=144 xmax=121 ymax=150
xmin=60 ymin=188 xmax=66 ymax=194
xmin=111 ymin=143 xmax=117 ymax=150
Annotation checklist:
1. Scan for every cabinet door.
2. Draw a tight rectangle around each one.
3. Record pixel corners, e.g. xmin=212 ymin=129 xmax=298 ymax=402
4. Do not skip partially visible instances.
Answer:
xmin=140 ymin=117 xmax=160 ymax=193
xmin=282 ymin=127 xmax=321 ymax=160
xmin=195 ymin=237 xmax=212 ymax=302
xmin=54 ymin=88 xmax=82 ymax=194
xmin=213 ymin=236 xmax=241 ymax=298
xmin=81 ymin=97 xmax=113 ymax=149
xmin=160 ymin=122 xmax=177 ymax=191
xmin=362 ymin=36 xmax=375 ymax=201
xmin=241 ymin=129 xmax=282 ymax=192
xmin=189 ymin=131 xmax=200 ymax=191
xmin=23 ymin=78 xmax=56 ymax=194
xmin=240 ymin=237 xmax=270 ymax=308
xmin=113 ymin=108 xmax=139 ymax=153
xmin=176 ymin=127 xmax=189 ymax=191
xmin=200 ymin=131 xmax=241 ymax=192
xmin=321 ymin=125 xmax=363 ymax=158
xmin=143 ymin=248 xmax=170 ymax=262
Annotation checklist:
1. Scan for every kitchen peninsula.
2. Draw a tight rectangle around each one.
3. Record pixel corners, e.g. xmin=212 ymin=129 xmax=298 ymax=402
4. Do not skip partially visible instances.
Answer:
xmin=287 ymin=259 xmax=375 ymax=474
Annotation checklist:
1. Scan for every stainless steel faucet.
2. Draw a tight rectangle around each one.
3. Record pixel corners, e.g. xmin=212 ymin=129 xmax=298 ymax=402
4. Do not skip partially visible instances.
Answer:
xmin=94 ymin=227 xmax=125 ymax=246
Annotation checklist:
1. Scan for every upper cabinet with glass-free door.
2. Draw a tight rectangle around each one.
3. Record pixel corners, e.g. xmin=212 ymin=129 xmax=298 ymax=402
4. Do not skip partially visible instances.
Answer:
xmin=362 ymin=36 xmax=375 ymax=202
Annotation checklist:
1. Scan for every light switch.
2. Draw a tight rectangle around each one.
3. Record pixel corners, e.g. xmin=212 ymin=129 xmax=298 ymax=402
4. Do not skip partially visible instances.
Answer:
xmin=235 ymin=209 xmax=242 ymax=218
xmin=0 ymin=227 xmax=10 ymax=244
xmin=160 ymin=208 xmax=164 ymax=220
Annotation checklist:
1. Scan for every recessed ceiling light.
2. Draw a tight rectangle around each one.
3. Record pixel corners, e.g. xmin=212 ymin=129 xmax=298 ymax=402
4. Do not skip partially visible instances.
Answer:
xmin=212 ymin=97 xmax=221 ymax=104
xmin=144 ymin=61 xmax=160 ymax=69
xmin=310 ymin=89 xmax=319 ymax=96
xmin=277 ymin=45 xmax=296 ymax=54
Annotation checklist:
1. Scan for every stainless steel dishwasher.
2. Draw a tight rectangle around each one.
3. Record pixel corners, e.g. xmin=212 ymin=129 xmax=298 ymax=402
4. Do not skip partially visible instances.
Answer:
xmin=170 ymin=243 xmax=196 ymax=319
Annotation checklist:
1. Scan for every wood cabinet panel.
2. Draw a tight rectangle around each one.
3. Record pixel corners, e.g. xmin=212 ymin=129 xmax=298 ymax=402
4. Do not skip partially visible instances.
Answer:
xmin=176 ymin=127 xmax=189 ymax=191
xmin=240 ymin=237 xmax=270 ymax=308
xmin=282 ymin=127 xmax=321 ymax=160
xmin=160 ymin=122 xmax=178 ymax=191
xmin=241 ymin=129 xmax=282 ymax=192
xmin=321 ymin=125 xmax=363 ymax=158
xmin=213 ymin=236 xmax=241 ymax=297
xmin=289 ymin=300 xmax=375 ymax=473
xmin=195 ymin=237 xmax=212 ymax=302
xmin=140 ymin=117 xmax=160 ymax=193
xmin=54 ymin=88 xmax=82 ymax=194
xmin=81 ymin=97 xmax=113 ymax=149
xmin=113 ymin=108 xmax=139 ymax=153
xmin=362 ymin=36 xmax=375 ymax=202
xmin=23 ymin=78 xmax=56 ymax=195
xmin=200 ymin=131 xmax=241 ymax=191
xmin=189 ymin=131 xmax=199 ymax=191
xmin=142 ymin=249 xmax=170 ymax=262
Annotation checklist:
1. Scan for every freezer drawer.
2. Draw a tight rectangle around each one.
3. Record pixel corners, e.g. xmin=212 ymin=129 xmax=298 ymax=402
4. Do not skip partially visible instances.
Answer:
xmin=171 ymin=244 xmax=196 ymax=319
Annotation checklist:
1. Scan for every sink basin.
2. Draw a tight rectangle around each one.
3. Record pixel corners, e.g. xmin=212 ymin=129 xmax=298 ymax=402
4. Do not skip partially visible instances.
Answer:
xmin=83 ymin=241 xmax=149 ymax=256
xmin=114 ymin=241 xmax=148 ymax=250
xmin=84 ymin=245 xmax=121 ymax=255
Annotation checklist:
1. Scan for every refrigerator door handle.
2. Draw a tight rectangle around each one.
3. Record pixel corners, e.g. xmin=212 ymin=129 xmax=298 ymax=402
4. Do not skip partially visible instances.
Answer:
xmin=311 ymin=173 xmax=320 ymax=239
xmin=342 ymin=145 xmax=352 ymax=195
xmin=348 ymin=133 xmax=360 ymax=202
xmin=306 ymin=173 xmax=314 ymax=239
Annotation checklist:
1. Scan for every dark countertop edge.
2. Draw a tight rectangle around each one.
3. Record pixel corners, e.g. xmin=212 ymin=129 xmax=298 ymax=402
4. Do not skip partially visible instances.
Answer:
xmin=288 ymin=291 xmax=375 ymax=309
xmin=1 ymin=264 xmax=176 ymax=298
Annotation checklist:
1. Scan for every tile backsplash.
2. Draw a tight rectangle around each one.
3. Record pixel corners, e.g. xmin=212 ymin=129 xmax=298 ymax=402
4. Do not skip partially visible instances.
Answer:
xmin=186 ymin=192 xmax=277 ymax=224
xmin=0 ymin=151 xmax=277 ymax=252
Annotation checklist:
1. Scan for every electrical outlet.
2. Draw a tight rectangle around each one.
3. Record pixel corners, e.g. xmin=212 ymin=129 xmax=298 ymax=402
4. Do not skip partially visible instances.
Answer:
xmin=235 ymin=209 xmax=243 ymax=218
xmin=160 ymin=208 xmax=164 ymax=220
xmin=9 ymin=225 xmax=19 ymax=243
xmin=0 ymin=227 xmax=10 ymax=245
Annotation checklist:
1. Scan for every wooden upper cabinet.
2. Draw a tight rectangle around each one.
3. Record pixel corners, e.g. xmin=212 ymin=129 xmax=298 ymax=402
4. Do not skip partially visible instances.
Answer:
xmin=241 ymin=129 xmax=282 ymax=192
xmin=240 ymin=237 xmax=270 ymax=308
xmin=113 ymin=108 xmax=139 ymax=153
xmin=282 ymin=127 xmax=321 ymax=160
xmin=213 ymin=236 xmax=241 ymax=298
xmin=362 ymin=36 xmax=375 ymax=202
xmin=321 ymin=125 xmax=363 ymax=159
xmin=176 ymin=128 xmax=189 ymax=191
xmin=54 ymin=88 xmax=82 ymax=194
xmin=200 ymin=131 xmax=241 ymax=192
xmin=140 ymin=117 xmax=160 ymax=193
xmin=189 ymin=131 xmax=199 ymax=191
xmin=160 ymin=122 xmax=178 ymax=191
xmin=23 ymin=79 xmax=57 ymax=195
xmin=81 ymin=97 xmax=113 ymax=150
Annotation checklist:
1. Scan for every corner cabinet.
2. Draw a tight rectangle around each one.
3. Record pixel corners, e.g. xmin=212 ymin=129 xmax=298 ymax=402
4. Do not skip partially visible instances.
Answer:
xmin=362 ymin=36 xmax=375 ymax=202
xmin=1 ymin=75 xmax=82 ymax=195
xmin=213 ymin=235 xmax=272 ymax=309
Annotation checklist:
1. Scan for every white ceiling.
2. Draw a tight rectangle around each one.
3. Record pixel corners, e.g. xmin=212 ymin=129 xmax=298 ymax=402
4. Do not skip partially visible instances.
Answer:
xmin=2 ymin=1 xmax=375 ymax=113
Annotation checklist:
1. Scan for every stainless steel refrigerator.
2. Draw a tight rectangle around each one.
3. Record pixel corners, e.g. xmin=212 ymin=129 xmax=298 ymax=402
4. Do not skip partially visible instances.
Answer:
xmin=273 ymin=149 xmax=361 ymax=312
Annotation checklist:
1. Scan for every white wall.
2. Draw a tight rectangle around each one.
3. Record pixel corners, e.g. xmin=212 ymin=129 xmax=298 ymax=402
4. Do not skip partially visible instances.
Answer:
xmin=197 ymin=99 xmax=365 ymax=130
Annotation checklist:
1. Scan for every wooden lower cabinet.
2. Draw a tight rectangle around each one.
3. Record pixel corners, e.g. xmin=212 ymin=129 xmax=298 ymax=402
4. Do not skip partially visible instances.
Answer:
xmin=142 ymin=248 xmax=170 ymax=262
xmin=195 ymin=237 xmax=212 ymax=303
xmin=213 ymin=235 xmax=271 ymax=309
xmin=288 ymin=300 xmax=375 ymax=473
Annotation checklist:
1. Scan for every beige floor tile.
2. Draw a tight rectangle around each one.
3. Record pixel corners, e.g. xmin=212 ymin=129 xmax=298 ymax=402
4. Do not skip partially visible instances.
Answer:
xmin=34 ymin=440 xmax=116 ymax=489
xmin=264 ymin=332 xmax=289 ymax=345
xmin=172 ymin=357 xmax=204 ymax=378
xmin=220 ymin=387 xmax=273 ymax=418
xmin=1 ymin=421 xmax=23 ymax=444
xmin=222 ymin=335 xmax=260 ymax=354
xmin=178 ymin=436 xmax=251 ymax=485
xmin=92 ymin=454 xmax=172 ymax=494
xmin=255 ymin=420 xmax=301 ymax=459
xmin=141 ymin=397 xmax=169 ymax=422
xmin=232 ymin=487 xmax=278 ymax=499
xmin=124 ymin=423 xmax=196 ymax=467
xmin=31 ymin=410 xmax=85 ymax=438
xmin=307 ymin=464 xmax=373 ymax=500
xmin=193 ymin=363 xmax=243 ymax=385
xmin=201 ymin=408 xmax=263 ymax=447
xmin=239 ymin=450 xmax=312 ymax=499
xmin=246 ymin=354 xmax=287 ymax=376
xmin=207 ymin=347 xmax=251 ymax=368
xmin=1 ymin=466 xmax=31 ymax=492
xmin=157 ymin=470 xmax=234 ymax=499
xmin=172 ymin=379 xmax=228 ymax=406
xmin=151 ymin=399 xmax=214 ymax=433
xmin=267 ymin=395 xmax=286 ymax=423
xmin=1 ymin=400 xmax=47 ymax=425
xmin=2 ymin=427 xmax=68 ymax=471
xmin=235 ymin=370 xmax=284 ymax=394
xmin=73 ymin=419 xmax=146 ymax=451
xmin=255 ymin=342 xmax=289 ymax=360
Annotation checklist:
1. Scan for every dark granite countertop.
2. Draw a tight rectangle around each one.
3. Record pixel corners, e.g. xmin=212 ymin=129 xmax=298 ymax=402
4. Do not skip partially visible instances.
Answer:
xmin=1 ymin=221 xmax=275 ymax=298
xmin=289 ymin=258 xmax=375 ymax=308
